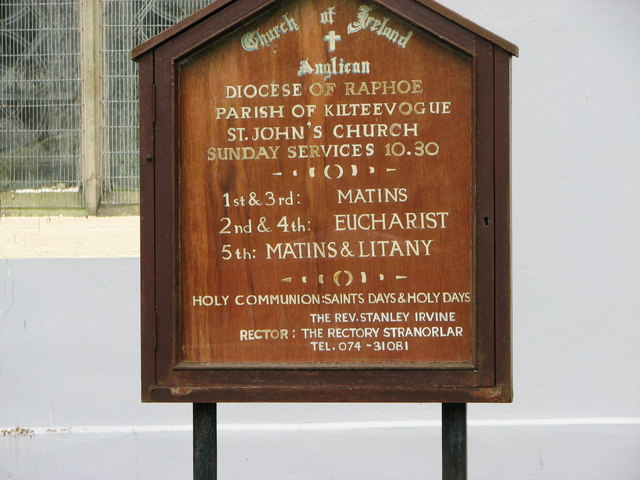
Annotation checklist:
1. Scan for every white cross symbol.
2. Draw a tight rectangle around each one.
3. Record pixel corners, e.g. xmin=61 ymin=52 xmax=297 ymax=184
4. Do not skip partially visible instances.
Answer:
xmin=323 ymin=30 xmax=342 ymax=52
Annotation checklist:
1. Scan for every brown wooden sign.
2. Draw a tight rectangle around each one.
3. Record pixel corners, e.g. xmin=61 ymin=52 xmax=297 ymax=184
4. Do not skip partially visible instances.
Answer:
xmin=134 ymin=0 xmax=517 ymax=403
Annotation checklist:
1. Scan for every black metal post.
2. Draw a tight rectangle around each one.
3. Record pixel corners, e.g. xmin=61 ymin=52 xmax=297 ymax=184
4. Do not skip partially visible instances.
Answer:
xmin=442 ymin=403 xmax=467 ymax=480
xmin=193 ymin=403 xmax=217 ymax=480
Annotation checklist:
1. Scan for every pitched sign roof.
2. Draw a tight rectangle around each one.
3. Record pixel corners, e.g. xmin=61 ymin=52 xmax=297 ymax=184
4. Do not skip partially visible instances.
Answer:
xmin=132 ymin=0 xmax=518 ymax=60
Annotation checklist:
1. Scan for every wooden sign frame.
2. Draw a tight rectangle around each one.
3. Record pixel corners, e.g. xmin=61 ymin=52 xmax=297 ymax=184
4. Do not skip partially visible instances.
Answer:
xmin=134 ymin=0 xmax=517 ymax=403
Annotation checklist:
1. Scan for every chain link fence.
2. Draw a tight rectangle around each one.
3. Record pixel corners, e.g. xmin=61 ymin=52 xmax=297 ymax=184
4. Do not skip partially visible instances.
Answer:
xmin=100 ymin=0 xmax=210 ymax=206
xmin=1 ymin=0 xmax=210 ymax=211
xmin=0 ymin=1 xmax=83 ymax=209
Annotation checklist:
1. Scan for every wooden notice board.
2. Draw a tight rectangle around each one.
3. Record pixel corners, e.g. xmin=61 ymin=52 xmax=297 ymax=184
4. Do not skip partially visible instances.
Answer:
xmin=134 ymin=0 xmax=517 ymax=403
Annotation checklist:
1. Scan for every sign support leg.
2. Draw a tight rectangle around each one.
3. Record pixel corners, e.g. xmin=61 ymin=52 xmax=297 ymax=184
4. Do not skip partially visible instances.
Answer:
xmin=442 ymin=403 xmax=467 ymax=480
xmin=194 ymin=403 xmax=217 ymax=480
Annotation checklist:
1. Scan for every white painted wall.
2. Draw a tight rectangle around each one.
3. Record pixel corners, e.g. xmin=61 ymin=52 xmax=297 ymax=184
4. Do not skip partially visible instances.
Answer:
xmin=2 ymin=0 xmax=640 ymax=478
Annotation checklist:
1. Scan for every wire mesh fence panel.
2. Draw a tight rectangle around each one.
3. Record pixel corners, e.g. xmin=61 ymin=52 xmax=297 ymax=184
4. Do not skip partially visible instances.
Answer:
xmin=0 ymin=1 xmax=83 ymax=210
xmin=101 ymin=0 xmax=211 ymax=205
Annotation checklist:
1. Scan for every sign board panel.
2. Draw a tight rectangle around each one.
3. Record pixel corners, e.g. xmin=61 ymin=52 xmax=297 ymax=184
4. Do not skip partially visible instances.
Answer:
xmin=134 ymin=0 xmax=516 ymax=402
